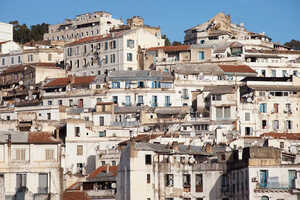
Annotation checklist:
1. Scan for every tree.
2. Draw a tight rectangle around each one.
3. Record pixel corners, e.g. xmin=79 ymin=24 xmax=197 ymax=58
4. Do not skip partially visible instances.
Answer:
xmin=284 ymin=40 xmax=300 ymax=50
xmin=162 ymin=34 xmax=171 ymax=46
xmin=9 ymin=21 xmax=49 ymax=44
xmin=172 ymin=41 xmax=182 ymax=46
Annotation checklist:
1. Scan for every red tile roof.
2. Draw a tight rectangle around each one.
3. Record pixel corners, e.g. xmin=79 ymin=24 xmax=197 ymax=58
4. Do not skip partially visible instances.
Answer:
xmin=63 ymin=191 xmax=90 ymax=200
xmin=28 ymin=132 xmax=61 ymax=144
xmin=88 ymin=165 xmax=118 ymax=178
xmin=44 ymin=76 xmax=95 ymax=87
xmin=44 ymin=77 xmax=70 ymax=87
xmin=218 ymin=64 xmax=257 ymax=74
xmin=73 ymin=76 xmax=96 ymax=86
xmin=261 ymin=132 xmax=300 ymax=140
xmin=147 ymin=45 xmax=190 ymax=52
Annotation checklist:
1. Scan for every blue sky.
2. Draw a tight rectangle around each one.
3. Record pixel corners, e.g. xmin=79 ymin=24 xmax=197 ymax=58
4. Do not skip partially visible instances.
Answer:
xmin=1 ymin=0 xmax=299 ymax=44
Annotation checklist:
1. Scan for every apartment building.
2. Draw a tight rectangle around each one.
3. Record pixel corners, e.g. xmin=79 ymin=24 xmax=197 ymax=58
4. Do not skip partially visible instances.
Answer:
xmin=0 ymin=131 xmax=62 ymax=200
xmin=64 ymin=27 xmax=164 ymax=76
xmin=117 ymin=142 xmax=225 ymax=200
xmin=44 ymin=11 xmax=123 ymax=41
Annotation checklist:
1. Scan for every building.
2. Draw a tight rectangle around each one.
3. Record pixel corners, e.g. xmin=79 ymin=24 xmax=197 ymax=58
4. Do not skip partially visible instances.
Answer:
xmin=44 ymin=11 xmax=123 ymax=42
xmin=64 ymin=28 xmax=164 ymax=76
xmin=0 ymin=22 xmax=13 ymax=42
xmin=117 ymin=142 xmax=225 ymax=200
xmin=224 ymin=146 xmax=300 ymax=200
xmin=0 ymin=131 xmax=62 ymax=200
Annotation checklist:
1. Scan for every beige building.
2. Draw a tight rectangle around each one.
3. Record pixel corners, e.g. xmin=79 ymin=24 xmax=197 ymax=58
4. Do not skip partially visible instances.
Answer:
xmin=44 ymin=11 xmax=123 ymax=42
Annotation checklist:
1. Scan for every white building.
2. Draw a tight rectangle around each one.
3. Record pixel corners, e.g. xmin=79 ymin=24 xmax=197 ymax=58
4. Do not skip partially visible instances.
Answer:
xmin=44 ymin=11 xmax=123 ymax=41
xmin=117 ymin=142 xmax=225 ymax=200
xmin=0 ymin=22 xmax=13 ymax=42
xmin=64 ymin=28 xmax=164 ymax=76
xmin=0 ymin=131 xmax=62 ymax=200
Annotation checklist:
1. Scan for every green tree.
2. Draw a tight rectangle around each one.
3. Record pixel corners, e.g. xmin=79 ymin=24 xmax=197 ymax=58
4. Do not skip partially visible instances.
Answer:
xmin=162 ymin=34 xmax=171 ymax=46
xmin=9 ymin=21 xmax=49 ymax=44
xmin=284 ymin=40 xmax=300 ymax=50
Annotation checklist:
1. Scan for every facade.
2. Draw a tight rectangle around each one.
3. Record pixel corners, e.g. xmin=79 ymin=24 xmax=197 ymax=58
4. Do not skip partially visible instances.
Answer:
xmin=64 ymin=28 xmax=164 ymax=76
xmin=44 ymin=11 xmax=123 ymax=41
xmin=117 ymin=142 xmax=225 ymax=200
xmin=0 ymin=131 xmax=62 ymax=200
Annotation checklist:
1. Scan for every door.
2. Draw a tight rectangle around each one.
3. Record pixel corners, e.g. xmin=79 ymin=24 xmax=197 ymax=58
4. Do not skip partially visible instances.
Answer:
xmin=260 ymin=170 xmax=268 ymax=188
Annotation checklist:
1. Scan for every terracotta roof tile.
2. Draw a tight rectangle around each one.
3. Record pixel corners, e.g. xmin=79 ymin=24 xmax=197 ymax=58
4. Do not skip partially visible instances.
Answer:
xmin=88 ymin=165 xmax=118 ymax=178
xmin=45 ymin=77 xmax=70 ymax=87
xmin=261 ymin=132 xmax=300 ymax=140
xmin=147 ymin=45 xmax=190 ymax=52
xmin=28 ymin=132 xmax=61 ymax=144
xmin=63 ymin=191 xmax=90 ymax=200
xmin=218 ymin=64 xmax=257 ymax=74
xmin=73 ymin=76 xmax=96 ymax=86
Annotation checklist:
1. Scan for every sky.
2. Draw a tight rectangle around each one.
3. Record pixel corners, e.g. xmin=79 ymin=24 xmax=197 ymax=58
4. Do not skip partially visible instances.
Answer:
xmin=0 ymin=0 xmax=299 ymax=44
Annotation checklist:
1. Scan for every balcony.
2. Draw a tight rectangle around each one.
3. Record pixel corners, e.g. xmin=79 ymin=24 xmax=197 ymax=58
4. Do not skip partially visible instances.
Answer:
xmin=255 ymin=182 xmax=292 ymax=193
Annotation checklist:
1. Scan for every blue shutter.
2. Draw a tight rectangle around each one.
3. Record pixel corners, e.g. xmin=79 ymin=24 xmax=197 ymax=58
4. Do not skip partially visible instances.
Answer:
xmin=259 ymin=104 xmax=263 ymax=112
xmin=152 ymin=81 xmax=155 ymax=88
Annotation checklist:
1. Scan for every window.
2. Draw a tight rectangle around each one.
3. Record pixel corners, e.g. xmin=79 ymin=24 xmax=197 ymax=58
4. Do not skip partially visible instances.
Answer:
xmin=293 ymin=70 xmax=298 ymax=77
xmin=127 ymin=39 xmax=135 ymax=48
xmin=48 ymin=100 xmax=52 ymax=105
xmin=11 ymin=57 xmax=14 ymax=64
xmin=38 ymin=173 xmax=48 ymax=193
xmin=183 ymin=174 xmax=191 ymax=187
xmin=105 ymin=42 xmax=108 ymax=50
xmin=245 ymin=127 xmax=253 ymax=136
xmin=288 ymin=170 xmax=297 ymax=189
xmin=112 ymin=160 xmax=116 ymax=166
xmin=286 ymin=120 xmax=292 ymax=130
xmin=110 ymin=40 xmax=116 ymax=49
xmin=165 ymin=174 xmax=174 ymax=187
xmin=273 ymin=103 xmax=279 ymax=113
xmin=75 ymin=127 xmax=80 ymax=137
xmin=152 ymin=96 xmax=158 ymax=107
xmin=58 ymin=100 xmax=62 ymax=105
xmin=125 ymin=81 xmax=131 ymax=89
xmin=198 ymin=51 xmax=205 ymax=60
xmin=282 ymin=70 xmax=287 ymax=77
xmin=216 ymin=106 xmax=231 ymax=120
xmin=104 ymin=55 xmax=108 ymax=64
xmin=195 ymin=174 xmax=203 ymax=192
xmin=77 ymin=145 xmax=83 ymax=156
xmin=259 ymin=103 xmax=267 ymax=113
xmin=260 ymin=170 xmax=268 ymax=188
xmin=137 ymin=96 xmax=144 ymax=105
xmin=110 ymin=54 xmax=116 ymax=63
xmin=285 ymin=103 xmax=292 ymax=113
xmin=280 ymin=142 xmax=284 ymax=149
xmin=147 ymin=174 xmax=151 ymax=183
xmin=165 ymin=96 xmax=171 ymax=107
xmin=261 ymin=70 xmax=266 ymax=77
xmin=262 ymin=120 xmax=267 ymax=129
xmin=113 ymin=96 xmax=118 ymax=104
xmin=212 ymin=94 xmax=221 ymax=101
xmin=15 ymin=149 xmax=26 ymax=160
xmin=16 ymin=174 xmax=27 ymax=190
xmin=112 ymin=82 xmax=120 ymax=88
xmin=2 ymin=58 xmax=5 ymax=65
xmin=271 ymin=70 xmax=276 ymax=77
xmin=245 ymin=112 xmax=250 ymax=121
xmin=182 ymin=89 xmax=189 ymax=99
xmin=152 ymin=81 xmax=160 ymax=88
xmin=137 ymin=81 xmax=144 ymax=88
xmin=125 ymin=96 xmax=131 ymax=106
xmin=127 ymin=53 xmax=133 ymax=61
xmin=99 ymin=131 xmax=106 ymax=137
xmin=259 ymin=91 xmax=265 ymax=96
xmin=273 ymin=120 xmax=279 ymax=130
xmin=99 ymin=116 xmax=104 ymax=126
xmin=145 ymin=154 xmax=152 ymax=165
xmin=261 ymin=196 xmax=269 ymax=200
xmin=47 ymin=113 xmax=51 ymax=120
